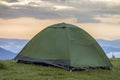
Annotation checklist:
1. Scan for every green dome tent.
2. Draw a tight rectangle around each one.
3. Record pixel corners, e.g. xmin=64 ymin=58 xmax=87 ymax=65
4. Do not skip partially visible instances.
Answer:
xmin=15 ymin=23 xmax=112 ymax=70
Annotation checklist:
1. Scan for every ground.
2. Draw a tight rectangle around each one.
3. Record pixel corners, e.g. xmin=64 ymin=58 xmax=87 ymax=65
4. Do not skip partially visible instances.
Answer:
xmin=0 ymin=59 xmax=120 ymax=80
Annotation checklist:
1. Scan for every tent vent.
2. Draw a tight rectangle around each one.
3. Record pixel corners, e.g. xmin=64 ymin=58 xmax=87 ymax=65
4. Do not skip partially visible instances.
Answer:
xmin=53 ymin=26 xmax=66 ymax=29
xmin=61 ymin=26 xmax=66 ymax=28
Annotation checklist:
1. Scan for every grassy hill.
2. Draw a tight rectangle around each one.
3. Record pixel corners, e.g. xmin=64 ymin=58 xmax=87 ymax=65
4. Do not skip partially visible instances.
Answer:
xmin=0 ymin=59 xmax=120 ymax=80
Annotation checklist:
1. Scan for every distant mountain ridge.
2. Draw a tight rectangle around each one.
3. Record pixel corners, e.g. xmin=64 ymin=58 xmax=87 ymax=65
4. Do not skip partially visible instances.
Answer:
xmin=0 ymin=47 xmax=17 ymax=60
xmin=96 ymin=39 xmax=120 ymax=54
xmin=96 ymin=39 xmax=120 ymax=58
xmin=97 ymin=39 xmax=120 ymax=48
xmin=101 ymin=46 xmax=120 ymax=54
xmin=0 ymin=38 xmax=28 ymax=53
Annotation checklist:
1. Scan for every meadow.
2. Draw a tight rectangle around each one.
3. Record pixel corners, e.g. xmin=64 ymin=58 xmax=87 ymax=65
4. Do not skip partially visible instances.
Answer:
xmin=0 ymin=59 xmax=120 ymax=80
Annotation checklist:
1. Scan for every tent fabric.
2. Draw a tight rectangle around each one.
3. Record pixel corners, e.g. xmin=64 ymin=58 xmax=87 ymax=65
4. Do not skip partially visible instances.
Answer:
xmin=15 ymin=23 xmax=112 ymax=70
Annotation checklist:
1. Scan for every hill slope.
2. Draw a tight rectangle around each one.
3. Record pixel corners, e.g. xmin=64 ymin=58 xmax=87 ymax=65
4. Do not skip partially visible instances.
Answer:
xmin=0 ymin=48 xmax=17 ymax=60
xmin=0 ymin=38 xmax=28 ymax=53
xmin=0 ymin=59 xmax=120 ymax=80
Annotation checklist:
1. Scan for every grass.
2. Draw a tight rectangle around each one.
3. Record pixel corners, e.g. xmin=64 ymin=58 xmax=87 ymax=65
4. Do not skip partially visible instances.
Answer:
xmin=0 ymin=63 xmax=6 ymax=69
xmin=0 ymin=59 xmax=120 ymax=80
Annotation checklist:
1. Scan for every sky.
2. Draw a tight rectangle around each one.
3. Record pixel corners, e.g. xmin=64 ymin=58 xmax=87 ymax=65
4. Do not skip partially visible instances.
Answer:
xmin=0 ymin=0 xmax=120 ymax=40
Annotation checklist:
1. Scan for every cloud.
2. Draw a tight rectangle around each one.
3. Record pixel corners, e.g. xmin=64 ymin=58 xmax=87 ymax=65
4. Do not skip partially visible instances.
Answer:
xmin=0 ymin=0 xmax=120 ymax=23
xmin=95 ymin=15 xmax=120 ymax=24
xmin=3 ymin=0 xmax=18 ymax=3
xmin=0 ymin=4 xmax=63 ymax=19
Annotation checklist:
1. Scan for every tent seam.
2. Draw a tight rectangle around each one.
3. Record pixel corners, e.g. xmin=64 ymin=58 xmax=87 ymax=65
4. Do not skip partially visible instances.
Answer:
xmin=66 ymin=27 xmax=71 ymax=69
